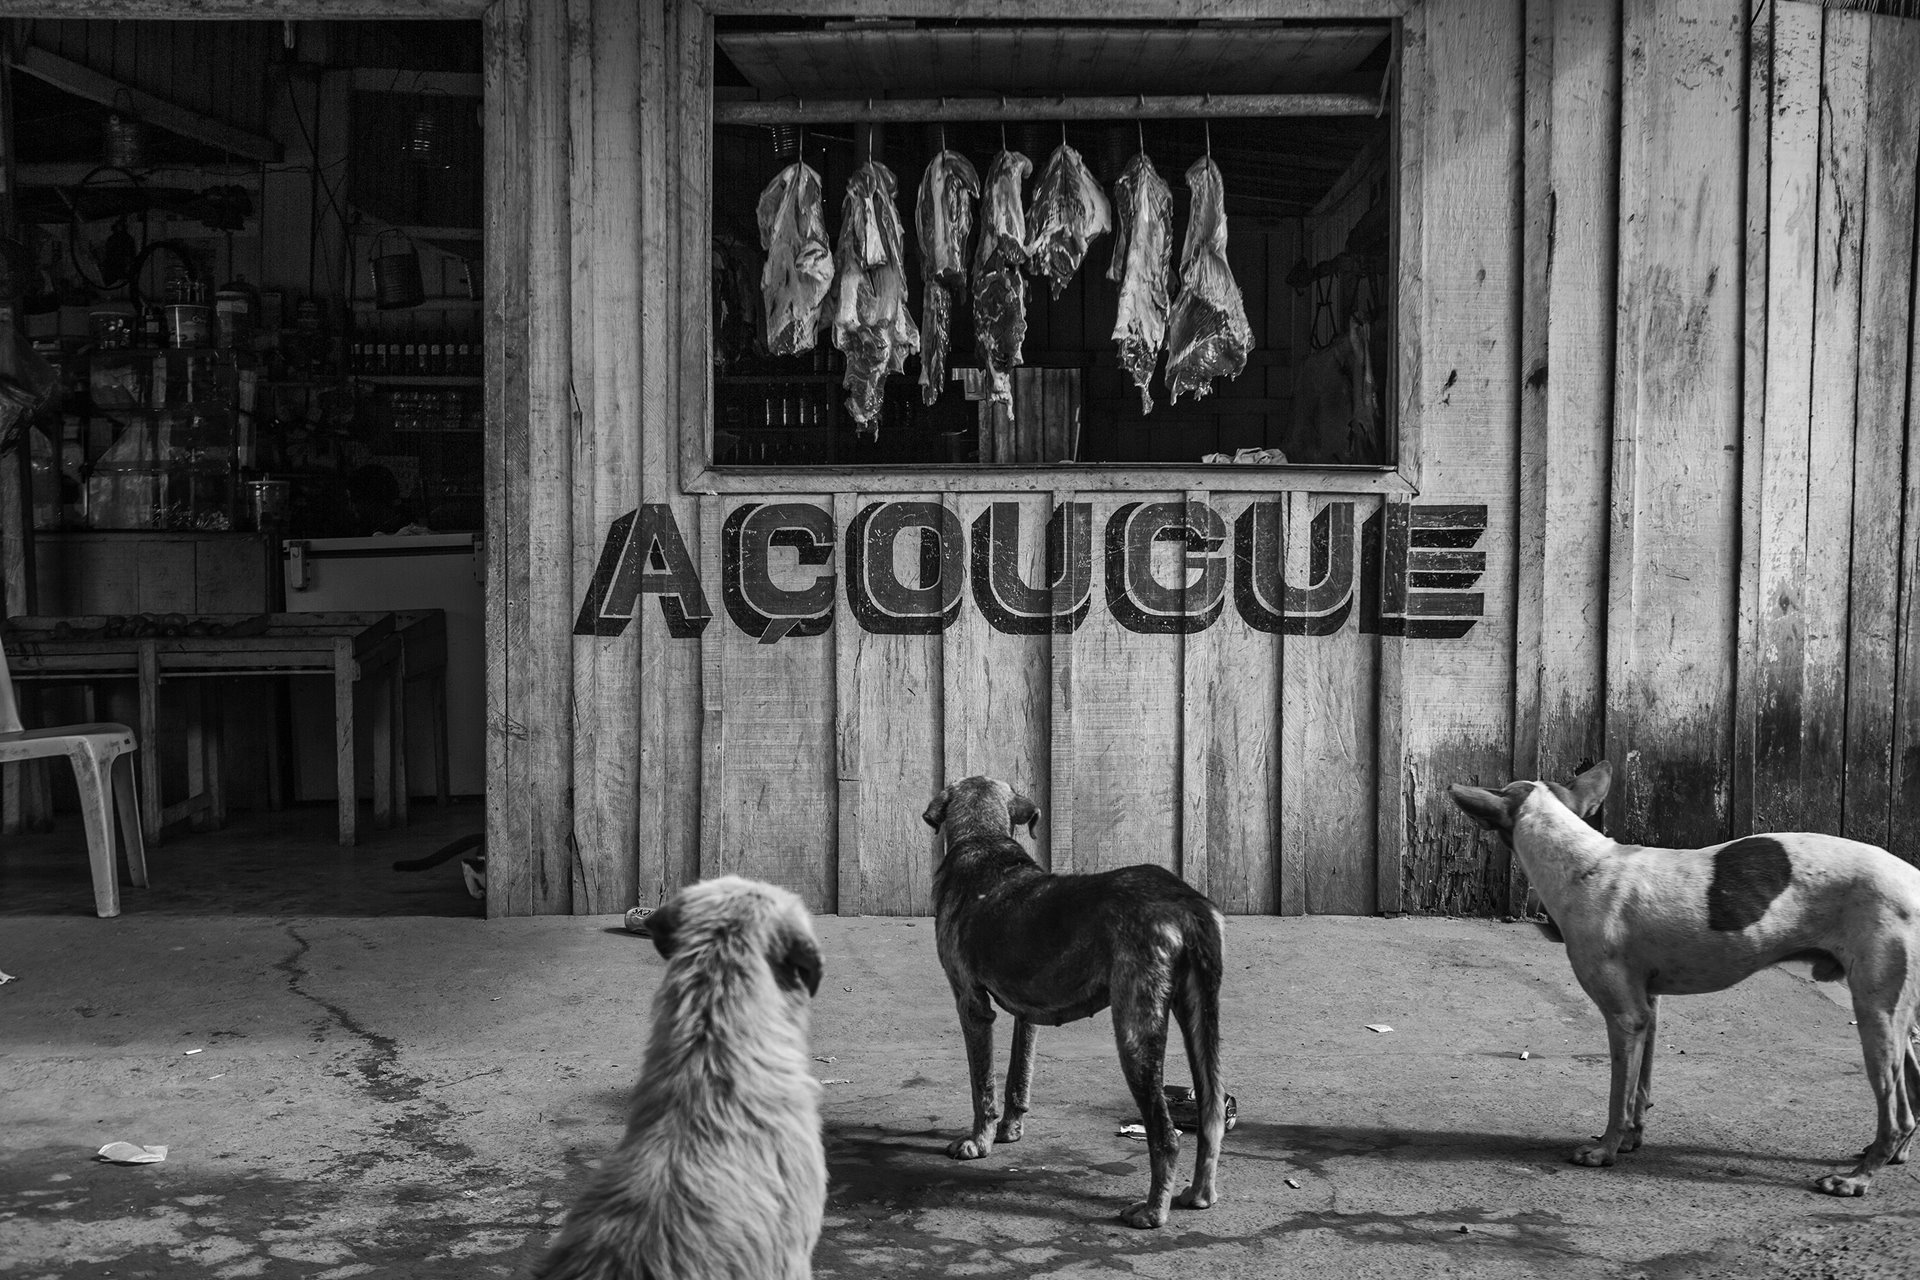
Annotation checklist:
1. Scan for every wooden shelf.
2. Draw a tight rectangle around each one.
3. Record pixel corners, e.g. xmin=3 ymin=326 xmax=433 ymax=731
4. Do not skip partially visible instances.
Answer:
xmin=351 ymin=298 xmax=482 ymax=312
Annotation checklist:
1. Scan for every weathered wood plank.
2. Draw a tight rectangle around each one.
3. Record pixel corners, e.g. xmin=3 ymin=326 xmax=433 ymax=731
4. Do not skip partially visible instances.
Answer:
xmin=1202 ymin=495 xmax=1281 ymax=914
xmin=1752 ymin=0 xmax=1822 ymax=836
xmin=652 ymin=0 xmax=710 ymax=902
xmin=524 ymin=0 xmax=577 ymax=911
xmin=1801 ymin=10 xmax=1868 ymax=838
xmin=1180 ymin=488 xmax=1212 ymax=898
xmin=1734 ymin=0 xmax=1776 ymax=837
xmin=1838 ymin=15 xmax=1917 ymax=848
xmin=1603 ymin=0 xmax=1744 ymax=850
xmin=943 ymin=492 xmax=1054 ymax=869
xmin=1395 ymin=0 xmax=1522 ymax=915
xmin=1880 ymin=22 xmax=1920 ymax=864
xmin=1073 ymin=493 xmax=1182 ymax=873
xmin=834 ymin=492 xmax=861 ymax=913
xmin=0 ymin=0 xmax=485 ymax=15
xmin=1531 ymin=0 xmax=1616 ymax=824
xmin=482 ymin=0 xmax=533 ymax=917
xmin=703 ymin=0 xmax=1408 ymax=18
xmin=1285 ymin=493 xmax=1377 ymax=913
xmin=1049 ymin=488 xmax=1080 ymax=874
xmin=711 ymin=494 xmax=836 ymax=910
xmin=846 ymin=496 xmax=946 ymax=916
xmin=569 ymin=0 xmax=645 ymax=912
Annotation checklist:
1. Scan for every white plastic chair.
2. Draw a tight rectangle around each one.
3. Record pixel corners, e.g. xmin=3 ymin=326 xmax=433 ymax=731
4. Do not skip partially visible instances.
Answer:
xmin=0 ymin=637 xmax=147 ymax=917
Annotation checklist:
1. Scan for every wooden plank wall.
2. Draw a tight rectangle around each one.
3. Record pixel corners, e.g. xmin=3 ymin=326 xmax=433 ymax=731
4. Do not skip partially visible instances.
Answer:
xmin=473 ymin=0 xmax=1527 ymax=917
xmin=1393 ymin=0 xmax=1522 ymax=916
xmin=1515 ymin=0 xmax=1615 ymax=876
xmin=1602 ymin=0 xmax=1745 ymax=850
xmin=482 ymin=0 xmax=1920 ymax=915
xmin=1750 ymin=3 xmax=1920 ymax=860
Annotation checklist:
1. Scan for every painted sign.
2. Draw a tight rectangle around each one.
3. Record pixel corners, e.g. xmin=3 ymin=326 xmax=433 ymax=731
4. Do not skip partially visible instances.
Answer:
xmin=574 ymin=499 xmax=1487 ymax=642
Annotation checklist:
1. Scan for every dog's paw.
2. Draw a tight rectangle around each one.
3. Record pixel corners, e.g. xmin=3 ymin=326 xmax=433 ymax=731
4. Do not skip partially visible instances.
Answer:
xmin=1120 ymin=1201 xmax=1169 ymax=1229
xmin=1173 ymin=1183 xmax=1216 ymax=1210
xmin=995 ymin=1118 xmax=1024 ymax=1144
xmin=1570 ymin=1142 xmax=1617 ymax=1168
xmin=946 ymin=1136 xmax=992 ymax=1160
xmin=1815 ymin=1173 xmax=1871 ymax=1197
xmin=1618 ymin=1130 xmax=1644 ymax=1154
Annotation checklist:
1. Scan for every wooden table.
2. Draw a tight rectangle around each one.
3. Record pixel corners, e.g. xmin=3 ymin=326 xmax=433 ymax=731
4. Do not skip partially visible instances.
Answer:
xmin=1 ymin=611 xmax=447 ymax=846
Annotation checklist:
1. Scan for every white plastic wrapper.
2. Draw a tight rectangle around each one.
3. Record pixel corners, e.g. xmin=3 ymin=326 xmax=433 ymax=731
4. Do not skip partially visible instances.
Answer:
xmin=755 ymin=160 xmax=834 ymax=356
xmin=1164 ymin=156 xmax=1253 ymax=404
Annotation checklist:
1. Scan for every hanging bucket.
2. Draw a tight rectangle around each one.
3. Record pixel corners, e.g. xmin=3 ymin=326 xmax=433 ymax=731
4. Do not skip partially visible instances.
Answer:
xmin=103 ymin=91 xmax=146 ymax=170
xmin=371 ymin=229 xmax=426 ymax=310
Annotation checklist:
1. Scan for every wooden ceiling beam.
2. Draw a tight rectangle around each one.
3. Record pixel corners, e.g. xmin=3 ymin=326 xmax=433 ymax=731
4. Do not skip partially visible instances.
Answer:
xmin=11 ymin=44 xmax=283 ymax=164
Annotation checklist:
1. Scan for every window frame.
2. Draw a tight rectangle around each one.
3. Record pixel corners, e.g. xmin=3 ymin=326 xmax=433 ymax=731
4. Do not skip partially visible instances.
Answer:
xmin=682 ymin=0 xmax=1423 ymax=496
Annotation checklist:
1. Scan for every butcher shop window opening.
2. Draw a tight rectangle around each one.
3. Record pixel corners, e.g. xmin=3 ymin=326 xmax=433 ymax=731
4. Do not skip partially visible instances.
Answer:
xmin=706 ymin=17 xmax=1397 ymax=474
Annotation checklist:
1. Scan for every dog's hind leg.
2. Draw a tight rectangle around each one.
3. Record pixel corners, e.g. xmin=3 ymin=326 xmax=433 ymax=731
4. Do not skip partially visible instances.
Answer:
xmin=1572 ymin=991 xmax=1653 ymax=1168
xmin=946 ymin=983 xmax=1002 ymax=1160
xmin=1113 ymin=981 xmax=1179 ymax=1228
xmin=1170 ymin=951 xmax=1224 ymax=1211
xmin=1819 ymin=958 xmax=1920 ymax=1196
xmin=997 ymin=1017 xmax=1036 ymax=1144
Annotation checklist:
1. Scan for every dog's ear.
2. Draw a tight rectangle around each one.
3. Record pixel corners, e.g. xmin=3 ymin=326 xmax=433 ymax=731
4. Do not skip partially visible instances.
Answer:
xmin=923 ymin=787 xmax=951 ymax=830
xmin=1449 ymin=782 xmax=1525 ymax=835
xmin=770 ymin=929 xmax=823 ymax=998
xmin=1008 ymin=792 xmax=1040 ymax=838
xmin=1567 ymin=760 xmax=1611 ymax=818
xmin=647 ymin=901 xmax=679 ymax=961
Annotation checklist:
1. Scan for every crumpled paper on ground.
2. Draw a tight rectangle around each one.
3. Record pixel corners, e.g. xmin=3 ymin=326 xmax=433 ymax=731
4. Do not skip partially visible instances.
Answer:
xmin=97 ymin=1142 xmax=168 ymax=1164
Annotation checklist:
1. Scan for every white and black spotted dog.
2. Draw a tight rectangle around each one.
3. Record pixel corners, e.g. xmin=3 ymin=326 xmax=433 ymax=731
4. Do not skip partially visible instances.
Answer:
xmin=1451 ymin=760 xmax=1920 ymax=1195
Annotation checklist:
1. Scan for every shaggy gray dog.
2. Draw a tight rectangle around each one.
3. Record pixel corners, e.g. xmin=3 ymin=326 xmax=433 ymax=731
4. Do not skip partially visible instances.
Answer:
xmin=535 ymin=876 xmax=827 ymax=1280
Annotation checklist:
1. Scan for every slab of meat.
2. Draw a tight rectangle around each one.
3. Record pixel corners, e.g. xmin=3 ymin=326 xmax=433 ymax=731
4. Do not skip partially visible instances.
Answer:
xmin=754 ymin=160 xmax=833 ymax=357
xmin=916 ymin=149 xmax=980 ymax=405
xmin=972 ymin=149 xmax=1032 ymax=413
xmin=1165 ymin=156 xmax=1253 ymax=404
xmin=1026 ymin=141 xmax=1111 ymax=299
xmin=1106 ymin=151 xmax=1174 ymax=413
xmin=830 ymin=160 xmax=920 ymax=434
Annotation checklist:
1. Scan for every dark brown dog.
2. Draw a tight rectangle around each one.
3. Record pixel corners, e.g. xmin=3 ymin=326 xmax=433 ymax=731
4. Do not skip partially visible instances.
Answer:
xmin=924 ymin=776 xmax=1227 ymax=1228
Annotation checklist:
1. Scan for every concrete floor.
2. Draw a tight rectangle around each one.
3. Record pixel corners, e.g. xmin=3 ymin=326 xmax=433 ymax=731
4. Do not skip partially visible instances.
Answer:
xmin=2 ymin=837 xmax=1918 ymax=1278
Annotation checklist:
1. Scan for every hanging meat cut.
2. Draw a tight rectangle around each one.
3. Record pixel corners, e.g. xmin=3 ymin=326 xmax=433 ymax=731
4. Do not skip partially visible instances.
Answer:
xmin=830 ymin=160 xmax=920 ymax=434
xmin=915 ymin=149 xmax=980 ymax=406
xmin=1164 ymin=156 xmax=1253 ymax=404
xmin=754 ymin=160 xmax=834 ymax=356
xmin=972 ymin=149 xmax=1033 ymax=412
xmin=1026 ymin=141 xmax=1111 ymax=299
xmin=1106 ymin=151 xmax=1174 ymax=413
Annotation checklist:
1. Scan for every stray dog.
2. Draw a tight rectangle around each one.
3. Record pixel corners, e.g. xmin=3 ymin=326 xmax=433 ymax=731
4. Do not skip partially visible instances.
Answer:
xmin=1450 ymin=760 xmax=1920 ymax=1196
xmin=535 ymin=876 xmax=827 ymax=1279
xmin=924 ymin=776 xmax=1227 ymax=1228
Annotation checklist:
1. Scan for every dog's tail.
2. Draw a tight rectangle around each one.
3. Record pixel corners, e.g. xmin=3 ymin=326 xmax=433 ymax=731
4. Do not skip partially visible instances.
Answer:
xmin=1172 ymin=905 xmax=1227 ymax=1141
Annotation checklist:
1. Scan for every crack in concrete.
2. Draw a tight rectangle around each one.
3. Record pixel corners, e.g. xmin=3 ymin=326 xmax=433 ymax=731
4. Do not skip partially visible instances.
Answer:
xmin=271 ymin=925 xmax=480 ymax=1173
